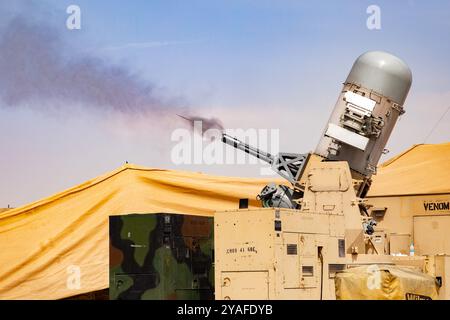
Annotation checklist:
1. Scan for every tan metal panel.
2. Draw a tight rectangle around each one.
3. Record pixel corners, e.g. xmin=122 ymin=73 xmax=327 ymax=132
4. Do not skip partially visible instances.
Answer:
xmin=434 ymin=256 xmax=450 ymax=300
xmin=308 ymin=167 xmax=349 ymax=192
xmin=390 ymin=234 xmax=411 ymax=255
xmin=221 ymin=271 xmax=269 ymax=300
xmin=414 ymin=215 xmax=450 ymax=255
xmin=282 ymin=233 xmax=300 ymax=288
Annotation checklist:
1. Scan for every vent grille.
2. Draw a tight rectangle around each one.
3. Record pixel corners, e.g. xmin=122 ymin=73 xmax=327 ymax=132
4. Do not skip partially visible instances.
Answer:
xmin=338 ymin=239 xmax=345 ymax=257
xmin=286 ymin=244 xmax=297 ymax=255
xmin=302 ymin=266 xmax=314 ymax=276
xmin=328 ymin=264 xmax=346 ymax=279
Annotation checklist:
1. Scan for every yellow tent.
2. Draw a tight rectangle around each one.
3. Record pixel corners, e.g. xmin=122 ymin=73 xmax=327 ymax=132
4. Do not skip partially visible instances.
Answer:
xmin=368 ymin=142 xmax=450 ymax=197
xmin=0 ymin=164 xmax=281 ymax=300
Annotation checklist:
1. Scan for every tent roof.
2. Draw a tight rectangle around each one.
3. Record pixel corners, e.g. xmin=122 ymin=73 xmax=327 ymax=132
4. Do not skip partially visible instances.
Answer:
xmin=367 ymin=142 xmax=450 ymax=197
xmin=0 ymin=164 xmax=282 ymax=299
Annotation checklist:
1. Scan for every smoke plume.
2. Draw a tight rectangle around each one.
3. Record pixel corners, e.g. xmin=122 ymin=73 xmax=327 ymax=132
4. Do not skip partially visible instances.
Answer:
xmin=0 ymin=12 xmax=223 ymax=130
xmin=177 ymin=114 xmax=224 ymax=133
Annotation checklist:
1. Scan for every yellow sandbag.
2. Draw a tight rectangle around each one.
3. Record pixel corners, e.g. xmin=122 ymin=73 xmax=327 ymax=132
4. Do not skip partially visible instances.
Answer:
xmin=335 ymin=265 xmax=439 ymax=300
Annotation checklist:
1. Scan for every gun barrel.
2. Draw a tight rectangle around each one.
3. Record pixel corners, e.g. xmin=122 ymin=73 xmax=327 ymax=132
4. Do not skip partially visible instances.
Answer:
xmin=222 ymin=133 xmax=274 ymax=165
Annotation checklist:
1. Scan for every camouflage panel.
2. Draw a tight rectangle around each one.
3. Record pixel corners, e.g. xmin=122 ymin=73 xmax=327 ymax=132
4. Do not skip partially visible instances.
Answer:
xmin=109 ymin=213 xmax=214 ymax=300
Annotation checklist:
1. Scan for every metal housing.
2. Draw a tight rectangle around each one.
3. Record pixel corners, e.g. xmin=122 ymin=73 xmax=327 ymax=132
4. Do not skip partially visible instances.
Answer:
xmin=315 ymin=51 xmax=412 ymax=177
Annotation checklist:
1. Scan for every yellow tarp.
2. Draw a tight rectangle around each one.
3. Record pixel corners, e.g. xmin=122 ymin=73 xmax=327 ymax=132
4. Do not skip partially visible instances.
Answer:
xmin=0 ymin=164 xmax=282 ymax=300
xmin=335 ymin=265 xmax=439 ymax=300
xmin=368 ymin=142 xmax=450 ymax=197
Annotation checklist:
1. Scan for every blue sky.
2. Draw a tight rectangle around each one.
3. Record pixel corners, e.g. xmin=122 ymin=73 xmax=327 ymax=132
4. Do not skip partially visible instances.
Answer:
xmin=1 ymin=0 xmax=449 ymax=206
xmin=71 ymin=0 xmax=450 ymax=93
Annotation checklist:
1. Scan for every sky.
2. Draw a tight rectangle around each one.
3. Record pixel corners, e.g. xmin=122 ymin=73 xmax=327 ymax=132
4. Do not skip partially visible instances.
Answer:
xmin=0 ymin=0 xmax=449 ymax=207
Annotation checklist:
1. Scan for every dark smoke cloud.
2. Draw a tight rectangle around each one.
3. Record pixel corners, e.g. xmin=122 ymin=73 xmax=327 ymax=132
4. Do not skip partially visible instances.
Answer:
xmin=0 ymin=17 xmax=162 ymax=114
xmin=0 ymin=10 xmax=223 ymax=130
xmin=177 ymin=114 xmax=224 ymax=133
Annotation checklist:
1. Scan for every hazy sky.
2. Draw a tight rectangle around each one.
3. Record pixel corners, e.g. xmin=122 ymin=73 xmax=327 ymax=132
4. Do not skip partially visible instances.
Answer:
xmin=1 ymin=0 xmax=449 ymax=207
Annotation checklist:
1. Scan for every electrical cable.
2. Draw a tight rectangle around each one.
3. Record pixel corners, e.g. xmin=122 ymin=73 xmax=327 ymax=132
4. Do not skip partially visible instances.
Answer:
xmin=423 ymin=105 xmax=450 ymax=143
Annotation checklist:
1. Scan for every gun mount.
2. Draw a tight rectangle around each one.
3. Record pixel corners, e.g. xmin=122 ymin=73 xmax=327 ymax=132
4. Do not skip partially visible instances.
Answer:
xmin=222 ymin=134 xmax=309 ymax=186
xmin=222 ymin=51 xmax=412 ymax=209
xmin=222 ymin=133 xmax=312 ymax=208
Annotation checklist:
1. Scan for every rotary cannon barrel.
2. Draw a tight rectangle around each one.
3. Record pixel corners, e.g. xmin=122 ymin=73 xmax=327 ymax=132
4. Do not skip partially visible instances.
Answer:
xmin=222 ymin=133 xmax=274 ymax=165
